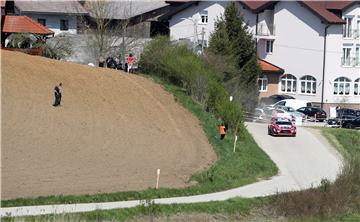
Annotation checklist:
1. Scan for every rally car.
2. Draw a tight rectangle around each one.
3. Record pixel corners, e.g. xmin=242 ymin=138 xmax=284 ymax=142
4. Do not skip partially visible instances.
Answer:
xmin=268 ymin=117 xmax=296 ymax=137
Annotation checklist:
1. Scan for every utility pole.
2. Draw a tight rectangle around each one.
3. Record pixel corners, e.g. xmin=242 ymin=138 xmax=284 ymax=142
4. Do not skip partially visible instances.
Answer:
xmin=201 ymin=27 xmax=205 ymax=54
xmin=193 ymin=18 xmax=198 ymax=49
xmin=181 ymin=17 xmax=199 ymax=49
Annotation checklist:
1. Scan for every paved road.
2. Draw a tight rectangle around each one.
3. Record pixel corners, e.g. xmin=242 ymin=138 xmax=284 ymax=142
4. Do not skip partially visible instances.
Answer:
xmin=1 ymin=122 xmax=343 ymax=217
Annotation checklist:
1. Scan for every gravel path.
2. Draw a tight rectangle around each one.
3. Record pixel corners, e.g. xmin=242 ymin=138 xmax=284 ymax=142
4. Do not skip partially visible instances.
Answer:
xmin=1 ymin=122 xmax=343 ymax=217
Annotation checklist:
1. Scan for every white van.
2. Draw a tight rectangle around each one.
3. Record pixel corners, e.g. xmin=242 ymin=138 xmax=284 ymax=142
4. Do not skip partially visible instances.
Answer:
xmin=271 ymin=99 xmax=312 ymax=110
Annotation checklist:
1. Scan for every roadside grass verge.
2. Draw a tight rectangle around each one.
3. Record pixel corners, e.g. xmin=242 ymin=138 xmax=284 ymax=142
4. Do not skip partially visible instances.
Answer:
xmin=273 ymin=128 xmax=360 ymax=220
xmin=1 ymin=198 xmax=270 ymax=222
xmin=2 ymin=77 xmax=277 ymax=207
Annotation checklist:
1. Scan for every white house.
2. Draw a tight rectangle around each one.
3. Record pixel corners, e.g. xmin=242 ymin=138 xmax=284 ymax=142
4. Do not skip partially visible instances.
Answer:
xmin=166 ymin=1 xmax=360 ymax=111
xmin=14 ymin=1 xmax=88 ymax=36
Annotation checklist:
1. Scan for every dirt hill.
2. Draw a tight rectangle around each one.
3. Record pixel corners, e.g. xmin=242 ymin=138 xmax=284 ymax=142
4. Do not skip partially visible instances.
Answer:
xmin=1 ymin=50 xmax=216 ymax=200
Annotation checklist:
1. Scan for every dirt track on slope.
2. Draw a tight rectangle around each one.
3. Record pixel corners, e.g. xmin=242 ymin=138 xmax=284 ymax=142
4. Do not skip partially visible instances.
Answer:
xmin=1 ymin=50 xmax=216 ymax=200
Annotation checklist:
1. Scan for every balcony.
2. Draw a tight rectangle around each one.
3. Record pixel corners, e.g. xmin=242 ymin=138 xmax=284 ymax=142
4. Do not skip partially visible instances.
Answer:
xmin=343 ymin=29 xmax=359 ymax=39
xmin=256 ymin=24 xmax=275 ymax=39
xmin=341 ymin=57 xmax=360 ymax=67
xmin=353 ymin=29 xmax=359 ymax=39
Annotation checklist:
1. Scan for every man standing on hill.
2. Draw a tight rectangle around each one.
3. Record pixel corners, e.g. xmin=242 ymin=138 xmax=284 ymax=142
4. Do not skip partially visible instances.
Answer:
xmin=53 ymin=83 xmax=62 ymax=107
xmin=127 ymin=53 xmax=135 ymax=73
xmin=219 ymin=123 xmax=226 ymax=140
xmin=53 ymin=84 xmax=60 ymax=107
xmin=58 ymin=83 xmax=63 ymax=105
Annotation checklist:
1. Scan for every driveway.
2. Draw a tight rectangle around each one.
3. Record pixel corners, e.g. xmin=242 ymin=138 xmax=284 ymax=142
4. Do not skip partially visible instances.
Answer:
xmin=1 ymin=122 xmax=343 ymax=217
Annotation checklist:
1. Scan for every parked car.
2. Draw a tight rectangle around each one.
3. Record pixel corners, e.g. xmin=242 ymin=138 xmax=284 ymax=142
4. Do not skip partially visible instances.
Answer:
xmin=325 ymin=119 xmax=341 ymax=128
xmin=296 ymin=107 xmax=327 ymax=122
xmin=272 ymin=108 xmax=297 ymax=123
xmin=260 ymin=94 xmax=295 ymax=106
xmin=341 ymin=117 xmax=360 ymax=129
xmin=336 ymin=108 xmax=360 ymax=120
xmin=268 ymin=117 xmax=296 ymax=137
xmin=271 ymin=99 xmax=313 ymax=110
xmin=276 ymin=106 xmax=306 ymax=122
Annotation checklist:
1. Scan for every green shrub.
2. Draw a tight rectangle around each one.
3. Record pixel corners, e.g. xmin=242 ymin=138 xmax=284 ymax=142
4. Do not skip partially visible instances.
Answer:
xmin=140 ymin=36 xmax=244 ymax=132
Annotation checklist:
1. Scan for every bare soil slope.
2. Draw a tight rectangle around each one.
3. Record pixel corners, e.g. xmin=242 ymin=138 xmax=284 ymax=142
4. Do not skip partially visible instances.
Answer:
xmin=1 ymin=50 xmax=216 ymax=200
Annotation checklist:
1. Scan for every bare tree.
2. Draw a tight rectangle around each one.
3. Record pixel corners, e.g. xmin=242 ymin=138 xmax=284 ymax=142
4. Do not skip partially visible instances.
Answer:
xmin=79 ymin=0 xmax=149 ymax=66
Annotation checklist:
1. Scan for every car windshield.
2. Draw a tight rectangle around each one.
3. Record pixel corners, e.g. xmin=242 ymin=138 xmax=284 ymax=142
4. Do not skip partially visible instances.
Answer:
xmin=276 ymin=121 xmax=292 ymax=125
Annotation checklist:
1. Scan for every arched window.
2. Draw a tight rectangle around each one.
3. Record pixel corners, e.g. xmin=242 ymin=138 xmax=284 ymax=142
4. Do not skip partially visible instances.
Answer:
xmin=258 ymin=74 xmax=268 ymax=92
xmin=354 ymin=78 xmax=360 ymax=95
xmin=333 ymin=77 xmax=351 ymax=95
xmin=280 ymin=74 xmax=297 ymax=93
xmin=300 ymin=75 xmax=316 ymax=94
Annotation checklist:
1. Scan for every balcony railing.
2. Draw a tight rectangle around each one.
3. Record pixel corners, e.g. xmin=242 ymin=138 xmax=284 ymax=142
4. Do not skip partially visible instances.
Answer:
xmin=341 ymin=57 xmax=360 ymax=67
xmin=343 ymin=29 xmax=359 ymax=39
xmin=257 ymin=23 xmax=275 ymax=36
xmin=353 ymin=29 xmax=359 ymax=39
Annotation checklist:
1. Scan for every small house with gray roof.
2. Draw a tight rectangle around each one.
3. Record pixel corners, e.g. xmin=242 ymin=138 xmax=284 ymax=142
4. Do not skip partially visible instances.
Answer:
xmin=15 ymin=0 xmax=88 ymax=35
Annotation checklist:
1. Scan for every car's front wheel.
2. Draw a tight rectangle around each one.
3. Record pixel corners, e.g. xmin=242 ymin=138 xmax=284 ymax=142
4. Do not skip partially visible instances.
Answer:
xmin=346 ymin=123 xmax=354 ymax=129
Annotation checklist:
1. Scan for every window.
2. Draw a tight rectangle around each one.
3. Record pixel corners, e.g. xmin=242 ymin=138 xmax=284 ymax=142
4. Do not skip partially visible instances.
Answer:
xmin=277 ymin=101 xmax=286 ymax=106
xmin=266 ymin=40 xmax=274 ymax=53
xmin=280 ymin=74 xmax=297 ymax=93
xmin=343 ymin=17 xmax=353 ymax=38
xmin=342 ymin=47 xmax=352 ymax=66
xmin=60 ymin=19 xmax=69 ymax=31
xmin=300 ymin=75 xmax=316 ymax=94
xmin=37 ymin=18 xmax=46 ymax=26
xmin=298 ymin=107 xmax=305 ymax=112
xmin=200 ymin=11 xmax=208 ymax=24
xmin=333 ymin=77 xmax=351 ymax=95
xmin=355 ymin=78 xmax=360 ymax=95
xmin=258 ymin=74 xmax=268 ymax=92
xmin=198 ymin=39 xmax=207 ymax=47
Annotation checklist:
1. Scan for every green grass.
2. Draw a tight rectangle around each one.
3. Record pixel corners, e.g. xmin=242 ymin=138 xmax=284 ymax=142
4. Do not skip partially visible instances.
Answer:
xmin=289 ymin=213 xmax=360 ymax=222
xmin=2 ymin=197 xmax=271 ymax=222
xmin=320 ymin=128 xmax=360 ymax=158
xmin=2 ymin=76 xmax=277 ymax=207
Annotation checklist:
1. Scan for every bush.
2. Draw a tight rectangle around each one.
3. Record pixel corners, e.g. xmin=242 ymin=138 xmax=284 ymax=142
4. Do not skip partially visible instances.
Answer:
xmin=140 ymin=36 xmax=244 ymax=133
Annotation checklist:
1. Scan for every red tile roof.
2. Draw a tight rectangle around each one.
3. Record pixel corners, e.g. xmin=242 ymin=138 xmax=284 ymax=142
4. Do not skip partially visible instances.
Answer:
xmin=300 ymin=1 xmax=347 ymax=24
xmin=239 ymin=1 xmax=357 ymax=24
xmin=258 ymin=59 xmax=284 ymax=74
xmin=239 ymin=1 xmax=278 ymax=13
xmin=2 ymin=16 xmax=54 ymax=35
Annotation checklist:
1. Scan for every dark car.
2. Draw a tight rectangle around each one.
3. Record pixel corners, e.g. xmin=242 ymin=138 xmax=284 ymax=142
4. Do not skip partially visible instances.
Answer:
xmin=326 ymin=119 xmax=341 ymax=128
xmin=341 ymin=117 xmax=360 ymax=129
xmin=296 ymin=107 xmax=327 ymax=122
xmin=268 ymin=117 xmax=296 ymax=137
xmin=260 ymin=94 xmax=295 ymax=106
xmin=336 ymin=108 xmax=360 ymax=121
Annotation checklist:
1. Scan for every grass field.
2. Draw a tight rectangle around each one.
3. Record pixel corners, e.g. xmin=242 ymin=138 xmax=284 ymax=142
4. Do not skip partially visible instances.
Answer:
xmin=2 ymin=76 xmax=277 ymax=207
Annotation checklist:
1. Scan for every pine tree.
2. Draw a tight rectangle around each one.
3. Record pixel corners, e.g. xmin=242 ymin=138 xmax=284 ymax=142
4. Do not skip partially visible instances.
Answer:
xmin=208 ymin=1 xmax=261 ymax=112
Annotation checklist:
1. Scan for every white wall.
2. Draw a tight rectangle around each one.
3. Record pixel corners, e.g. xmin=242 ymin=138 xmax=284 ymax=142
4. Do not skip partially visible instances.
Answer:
xmin=260 ymin=1 xmax=325 ymax=103
xmin=169 ymin=2 xmax=257 ymax=46
xmin=25 ymin=13 xmax=78 ymax=36
xmin=324 ymin=3 xmax=360 ymax=104
xmin=169 ymin=1 xmax=227 ymax=45
xmin=238 ymin=4 xmax=257 ymax=35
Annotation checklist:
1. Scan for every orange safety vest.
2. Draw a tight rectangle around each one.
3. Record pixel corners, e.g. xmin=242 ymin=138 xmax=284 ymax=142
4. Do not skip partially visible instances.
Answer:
xmin=219 ymin=125 xmax=226 ymax=135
